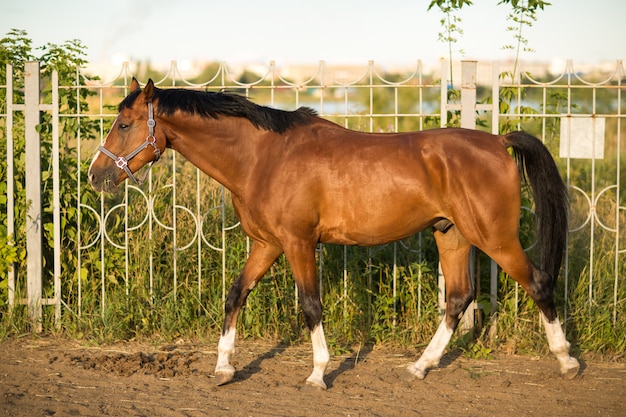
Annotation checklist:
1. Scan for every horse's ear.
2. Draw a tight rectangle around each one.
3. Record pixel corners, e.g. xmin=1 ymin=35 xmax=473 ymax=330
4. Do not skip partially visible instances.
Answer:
xmin=143 ymin=79 xmax=155 ymax=102
xmin=130 ymin=77 xmax=141 ymax=92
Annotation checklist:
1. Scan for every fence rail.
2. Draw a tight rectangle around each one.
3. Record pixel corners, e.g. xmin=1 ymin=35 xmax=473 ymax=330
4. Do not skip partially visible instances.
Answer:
xmin=1 ymin=59 xmax=624 ymax=347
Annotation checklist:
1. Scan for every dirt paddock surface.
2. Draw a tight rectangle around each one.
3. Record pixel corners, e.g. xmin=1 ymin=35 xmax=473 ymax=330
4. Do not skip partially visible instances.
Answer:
xmin=1 ymin=337 xmax=624 ymax=417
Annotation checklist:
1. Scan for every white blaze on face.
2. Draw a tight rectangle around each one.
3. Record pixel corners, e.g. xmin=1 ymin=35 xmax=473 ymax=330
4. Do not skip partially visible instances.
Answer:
xmin=88 ymin=118 xmax=117 ymax=175
xmin=88 ymin=149 xmax=100 ymax=172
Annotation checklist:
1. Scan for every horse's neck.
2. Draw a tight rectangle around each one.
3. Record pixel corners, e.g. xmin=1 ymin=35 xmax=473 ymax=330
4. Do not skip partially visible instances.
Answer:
xmin=165 ymin=117 xmax=263 ymax=195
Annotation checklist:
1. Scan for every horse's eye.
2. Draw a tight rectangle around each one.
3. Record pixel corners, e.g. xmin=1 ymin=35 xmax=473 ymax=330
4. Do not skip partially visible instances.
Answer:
xmin=118 ymin=123 xmax=129 ymax=131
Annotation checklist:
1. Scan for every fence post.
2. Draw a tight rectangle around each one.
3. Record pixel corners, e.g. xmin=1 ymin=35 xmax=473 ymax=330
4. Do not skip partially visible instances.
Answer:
xmin=438 ymin=61 xmax=479 ymax=329
xmin=6 ymin=63 xmax=16 ymax=310
xmin=460 ymin=60 xmax=477 ymax=333
xmin=24 ymin=61 xmax=43 ymax=332
xmin=460 ymin=61 xmax=477 ymax=129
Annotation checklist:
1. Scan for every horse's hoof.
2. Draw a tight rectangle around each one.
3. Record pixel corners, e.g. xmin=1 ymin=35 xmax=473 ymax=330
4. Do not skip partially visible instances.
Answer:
xmin=404 ymin=365 xmax=427 ymax=380
xmin=304 ymin=378 xmax=327 ymax=390
xmin=560 ymin=357 xmax=580 ymax=379
xmin=215 ymin=370 xmax=235 ymax=386
xmin=401 ymin=369 xmax=415 ymax=382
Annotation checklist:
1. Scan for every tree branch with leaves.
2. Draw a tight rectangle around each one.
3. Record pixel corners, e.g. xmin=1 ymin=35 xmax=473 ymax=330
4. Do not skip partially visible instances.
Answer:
xmin=499 ymin=0 xmax=551 ymax=82
xmin=427 ymin=0 xmax=473 ymax=88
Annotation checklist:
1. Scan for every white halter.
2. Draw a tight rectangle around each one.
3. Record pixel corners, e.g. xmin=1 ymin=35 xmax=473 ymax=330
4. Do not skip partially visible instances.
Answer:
xmin=97 ymin=102 xmax=161 ymax=185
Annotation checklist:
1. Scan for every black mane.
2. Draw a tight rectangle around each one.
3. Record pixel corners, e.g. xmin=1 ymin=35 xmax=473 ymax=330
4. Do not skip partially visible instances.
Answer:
xmin=120 ymin=88 xmax=317 ymax=134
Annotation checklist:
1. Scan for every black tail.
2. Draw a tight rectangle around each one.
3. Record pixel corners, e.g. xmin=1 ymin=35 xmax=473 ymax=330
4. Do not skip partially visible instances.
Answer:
xmin=503 ymin=131 xmax=569 ymax=283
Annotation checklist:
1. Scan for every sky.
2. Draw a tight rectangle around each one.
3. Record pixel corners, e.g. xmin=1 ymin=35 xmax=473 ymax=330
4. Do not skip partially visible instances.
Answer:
xmin=2 ymin=0 xmax=625 ymax=74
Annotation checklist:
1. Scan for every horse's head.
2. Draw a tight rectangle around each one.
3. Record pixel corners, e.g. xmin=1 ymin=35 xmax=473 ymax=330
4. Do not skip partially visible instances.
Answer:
xmin=88 ymin=78 xmax=165 ymax=192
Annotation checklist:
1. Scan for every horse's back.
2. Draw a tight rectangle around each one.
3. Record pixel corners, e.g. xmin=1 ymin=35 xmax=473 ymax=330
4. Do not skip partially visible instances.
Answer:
xmin=266 ymin=125 xmax=519 ymax=246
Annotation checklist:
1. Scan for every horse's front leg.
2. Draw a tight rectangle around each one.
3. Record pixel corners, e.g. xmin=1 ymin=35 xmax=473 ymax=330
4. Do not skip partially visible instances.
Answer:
xmin=303 ymin=306 xmax=330 ymax=389
xmin=284 ymin=239 xmax=330 ymax=389
xmin=214 ymin=242 xmax=282 ymax=385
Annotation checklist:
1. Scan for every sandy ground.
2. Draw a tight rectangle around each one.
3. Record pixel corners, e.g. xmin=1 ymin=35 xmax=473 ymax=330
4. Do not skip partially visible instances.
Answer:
xmin=1 ymin=336 xmax=624 ymax=417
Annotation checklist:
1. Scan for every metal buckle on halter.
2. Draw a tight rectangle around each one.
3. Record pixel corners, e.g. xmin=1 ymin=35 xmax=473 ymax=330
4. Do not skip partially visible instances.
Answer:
xmin=146 ymin=134 xmax=160 ymax=160
xmin=115 ymin=156 xmax=128 ymax=169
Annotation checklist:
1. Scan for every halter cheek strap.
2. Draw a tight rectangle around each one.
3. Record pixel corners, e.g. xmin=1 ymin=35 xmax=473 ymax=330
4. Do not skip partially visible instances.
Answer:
xmin=98 ymin=101 xmax=161 ymax=185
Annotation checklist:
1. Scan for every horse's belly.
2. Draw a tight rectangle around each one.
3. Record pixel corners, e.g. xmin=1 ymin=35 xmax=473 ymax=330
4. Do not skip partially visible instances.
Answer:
xmin=318 ymin=204 xmax=437 ymax=246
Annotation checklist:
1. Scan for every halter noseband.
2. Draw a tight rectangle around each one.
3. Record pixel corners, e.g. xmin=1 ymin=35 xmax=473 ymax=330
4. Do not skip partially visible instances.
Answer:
xmin=98 ymin=101 xmax=161 ymax=185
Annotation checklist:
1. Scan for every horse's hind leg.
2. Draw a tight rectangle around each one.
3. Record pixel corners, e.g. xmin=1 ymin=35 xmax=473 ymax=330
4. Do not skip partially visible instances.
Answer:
xmin=407 ymin=226 xmax=473 ymax=379
xmin=540 ymin=311 xmax=580 ymax=378
xmin=485 ymin=244 xmax=579 ymax=378
xmin=214 ymin=242 xmax=282 ymax=385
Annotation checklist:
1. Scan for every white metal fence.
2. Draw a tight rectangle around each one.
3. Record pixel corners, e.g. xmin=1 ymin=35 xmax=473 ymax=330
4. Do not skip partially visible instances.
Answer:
xmin=2 ymin=59 xmax=624 ymax=335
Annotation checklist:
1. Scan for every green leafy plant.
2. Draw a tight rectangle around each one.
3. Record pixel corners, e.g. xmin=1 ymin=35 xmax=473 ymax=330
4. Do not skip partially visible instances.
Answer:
xmin=0 ymin=29 xmax=100 ymax=331
xmin=0 ymin=235 xmax=20 ymax=301
xmin=428 ymin=0 xmax=473 ymax=88
xmin=499 ymin=0 xmax=551 ymax=82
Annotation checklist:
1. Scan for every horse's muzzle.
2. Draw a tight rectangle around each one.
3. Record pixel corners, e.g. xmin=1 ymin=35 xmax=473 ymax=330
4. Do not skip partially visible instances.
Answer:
xmin=88 ymin=167 xmax=121 ymax=193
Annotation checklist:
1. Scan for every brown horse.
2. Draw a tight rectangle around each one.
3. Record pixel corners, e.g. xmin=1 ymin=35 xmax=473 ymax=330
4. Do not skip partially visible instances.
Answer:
xmin=88 ymin=78 xmax=579 ymax=389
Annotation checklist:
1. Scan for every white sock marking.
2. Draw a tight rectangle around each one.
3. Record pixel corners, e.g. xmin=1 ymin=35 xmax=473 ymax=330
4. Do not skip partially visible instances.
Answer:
xmin=215 ymin=327 xmax=236 ymax=375
xmin=540 ymin=312 xmax=580 ymax=376
xmin=409 ymin=319 xmax=454 ymax=379
xmin=306 ymin=323 xmax=330 ymax=388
